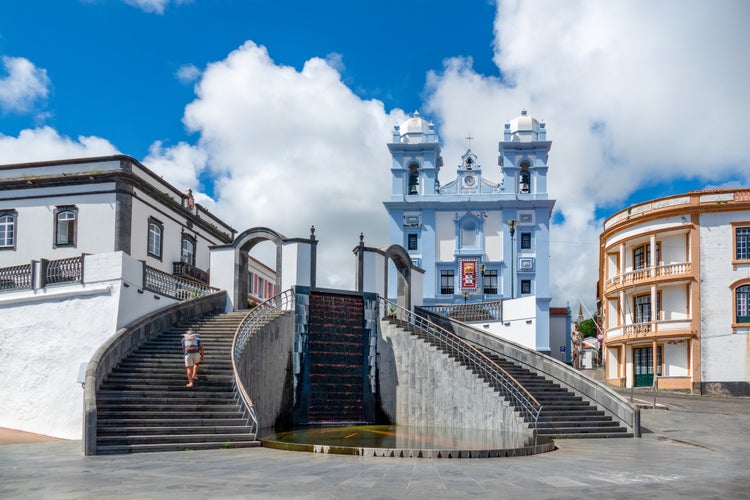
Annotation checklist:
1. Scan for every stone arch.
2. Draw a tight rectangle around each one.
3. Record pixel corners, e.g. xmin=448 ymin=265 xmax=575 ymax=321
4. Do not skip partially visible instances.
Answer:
xmin=231 ymin=227 xmax=286 ymax=310
xmin=384 ymin=244 xmax=413 ymax=310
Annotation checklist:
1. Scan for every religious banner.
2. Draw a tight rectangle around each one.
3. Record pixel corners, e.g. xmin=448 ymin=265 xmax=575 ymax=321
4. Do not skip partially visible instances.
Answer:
xmin=461 ymin=260 xmax=477 ymax=290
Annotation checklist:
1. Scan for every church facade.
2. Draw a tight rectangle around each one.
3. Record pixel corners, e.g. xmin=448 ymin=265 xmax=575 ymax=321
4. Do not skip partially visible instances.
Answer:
xmin=384 ymin=110 xmax=556 ymax=353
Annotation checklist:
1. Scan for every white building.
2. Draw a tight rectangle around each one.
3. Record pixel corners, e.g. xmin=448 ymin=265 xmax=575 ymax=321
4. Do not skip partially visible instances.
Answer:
xmin=0 ymin=155 xmax=238 ymax=438
xmin=599 ymin=189 xmax=750 ymax=395
xmin=0 ymin=155 xmax=235 ymax=281
xmin=383 ymin=110 xmax=556 ymax=353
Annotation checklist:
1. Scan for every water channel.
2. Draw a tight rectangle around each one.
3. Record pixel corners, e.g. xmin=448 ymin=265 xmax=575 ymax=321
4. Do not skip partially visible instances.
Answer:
xmin=261 ymin=425 xmax=555 ymax=458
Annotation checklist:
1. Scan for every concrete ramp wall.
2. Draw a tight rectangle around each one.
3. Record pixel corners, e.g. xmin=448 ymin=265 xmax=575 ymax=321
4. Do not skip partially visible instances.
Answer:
xmin=235 ymin=312 xmax=296 ymax=435
xmin=420 ymin=309 xmax=640 ymax=436
xmin=377 ymin=320 xmax=527 ymax=434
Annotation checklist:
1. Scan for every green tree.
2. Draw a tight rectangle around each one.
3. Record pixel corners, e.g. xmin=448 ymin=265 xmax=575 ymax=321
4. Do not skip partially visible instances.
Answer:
xmin=577 ymin=318 xmax=598 ymax=337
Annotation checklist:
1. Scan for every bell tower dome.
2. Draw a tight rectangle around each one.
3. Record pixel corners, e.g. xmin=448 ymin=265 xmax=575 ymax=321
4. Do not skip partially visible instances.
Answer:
xmin=500 ymin=109 xmax=550 ymax=197
xmin=387 ymin=112 xmax=443 ymax=198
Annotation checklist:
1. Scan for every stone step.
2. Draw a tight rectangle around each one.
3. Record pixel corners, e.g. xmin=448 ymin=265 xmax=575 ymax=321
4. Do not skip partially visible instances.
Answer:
xmin=534 ymin=420 xmax=620 ymax=429
xmin=96 ymin=440 xmax=260 ymax=455
xmin=97 ymin=425 xmax=252 ymax=436
xmin=97 ymin=433 xmax=257 ymax=446
xmin=98 ymin=418 xmax=249 ymax=427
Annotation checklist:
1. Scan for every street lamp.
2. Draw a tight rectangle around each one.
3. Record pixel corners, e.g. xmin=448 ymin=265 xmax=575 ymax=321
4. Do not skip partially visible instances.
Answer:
xmin=480 ymin=264 xmax=486 ymax=302
xmin=505 ymin=219 xmax=518 ymax=299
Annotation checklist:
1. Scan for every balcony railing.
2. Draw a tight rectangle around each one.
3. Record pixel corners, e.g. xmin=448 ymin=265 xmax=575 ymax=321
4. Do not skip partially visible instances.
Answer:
xmin=0 ymin=263 xmax=33 ymax=292
xmin=44 ymin=256 xmax=84 ymax=285
xmin=144 ymin=265 xmax=217 ymax=301
xmin=605 ymin=319 xmax=693 ymax=341
xmin=419 ymin=301 xmax=502 ymax=322
xmin=172 ymin=261 xmax=209 ymax=284
xmin=605 ymin=262 xmax=692 ymax=292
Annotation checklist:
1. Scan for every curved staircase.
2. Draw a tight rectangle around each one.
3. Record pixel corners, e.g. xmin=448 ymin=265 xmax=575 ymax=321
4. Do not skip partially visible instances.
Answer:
xmin=389 ymin=318 xmax=632 ymax=438
xmin=95 ymin=311 xmax=260 ymax=454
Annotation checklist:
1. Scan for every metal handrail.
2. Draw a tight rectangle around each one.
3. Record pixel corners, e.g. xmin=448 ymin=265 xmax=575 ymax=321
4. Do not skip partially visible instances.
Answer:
xmin=230 ymin=289 xmax=295 ymax=437
xmin=143 ymin=265 xmax=217 ymax=300
xmin=380 ymin=297 xmax=541 ymax=430
xmin=418 ymin=301 xmax=502 ymax=322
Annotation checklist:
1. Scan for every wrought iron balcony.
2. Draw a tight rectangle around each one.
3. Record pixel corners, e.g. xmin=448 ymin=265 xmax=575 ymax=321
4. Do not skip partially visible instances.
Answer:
xmin=172 ymin=261 xmax=209 ymax=284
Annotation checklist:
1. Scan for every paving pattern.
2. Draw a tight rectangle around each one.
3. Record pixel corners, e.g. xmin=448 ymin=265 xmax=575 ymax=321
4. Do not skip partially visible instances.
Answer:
xmin=1 ymin=392 xmax=748 ymax=498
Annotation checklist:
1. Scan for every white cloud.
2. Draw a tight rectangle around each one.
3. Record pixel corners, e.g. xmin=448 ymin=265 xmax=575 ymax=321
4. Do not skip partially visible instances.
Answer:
xmin=143 ymin=140 xmax=206 ymax=192
xmin=176 ymin=64 xmax=201 ymax=84
xmin=424 ymin=0 xmax=750 ymax=310
xmin=150 ymin=41 xmax=406 ymax=288
xmin=122 ymin=0 xmax=191 ymax=15
xmin=0 ymin=127 xmax=118 ymax=164
xmin=0 ymin=56 xmax=51 ymax=114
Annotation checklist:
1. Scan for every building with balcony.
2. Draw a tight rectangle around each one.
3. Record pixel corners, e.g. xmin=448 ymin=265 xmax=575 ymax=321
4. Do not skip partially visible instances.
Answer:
xmin=599 ymin=189 xmax=750 ymax=395
xmin=0 ymin=155 xmax=236 ymax=283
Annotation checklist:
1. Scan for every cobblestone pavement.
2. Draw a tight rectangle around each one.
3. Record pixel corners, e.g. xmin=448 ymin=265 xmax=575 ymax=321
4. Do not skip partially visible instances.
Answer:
xmin=1 ymin=393 xmax=748 ymax=499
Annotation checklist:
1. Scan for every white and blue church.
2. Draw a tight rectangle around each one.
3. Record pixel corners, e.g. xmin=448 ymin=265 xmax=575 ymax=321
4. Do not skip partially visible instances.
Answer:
xmin=384 ymin=110 xmax=557 ymax=353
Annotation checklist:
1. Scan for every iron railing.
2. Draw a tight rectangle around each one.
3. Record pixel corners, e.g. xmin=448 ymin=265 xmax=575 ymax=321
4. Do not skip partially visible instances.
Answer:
xmin=0 ymin=263 xmax=32 ymax=292
xmin=380 ymin=297 xmax=541 ymax=430
xmin=143 ymin=265 xmax=217 ymax=300
xmin=231 ymin=289 xmax=295 ymax=437
xmin=45 ymin=256 xmax=83 ymax=285
xmin=172 ymin=261 xmax=209 ymax=284
xmin=418 ymin=300 xmax=502 ymax=322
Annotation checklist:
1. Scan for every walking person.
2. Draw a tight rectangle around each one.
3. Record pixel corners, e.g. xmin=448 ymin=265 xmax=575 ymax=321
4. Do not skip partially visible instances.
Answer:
xmin=181 ymin=329 xmax=204 ymax=388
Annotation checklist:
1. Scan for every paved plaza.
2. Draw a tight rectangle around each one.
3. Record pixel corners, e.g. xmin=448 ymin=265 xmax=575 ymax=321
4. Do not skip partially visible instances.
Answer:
xmin=1 ymin=392 xmax=748 ymax=499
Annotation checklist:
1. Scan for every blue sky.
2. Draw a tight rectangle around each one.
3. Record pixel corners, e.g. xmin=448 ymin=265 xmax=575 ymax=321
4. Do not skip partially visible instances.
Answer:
xmin=1 ymin=0 xmax=749 ymax=308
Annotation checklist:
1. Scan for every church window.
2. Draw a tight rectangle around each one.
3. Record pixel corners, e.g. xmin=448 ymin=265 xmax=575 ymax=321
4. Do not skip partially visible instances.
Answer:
xmin=521 ymin=279 xmax=531 ymax=294
xmin=181 ymin=234 xmax=196 ymax=266
xmin=0 ymin=211 xmax=17 ymax=249
xmin=440 ymin=270 xmax=454 ymax=295
xmin=521 ymin=232 xmax=531 ymax=249
xmin=408 ymin=163 xmax=419 ymax=195
xmin=407 ymin=233 xmax=418 ymax=251
xmin=147 ymin=217 xmax=163 ymax=259
xmin=483 ymin=269 xmax=498 ymax=295
xmin=519 ymin=162 xmax=530 ymax=194
xmin=54 ymin=206 xmax=78 ymax=247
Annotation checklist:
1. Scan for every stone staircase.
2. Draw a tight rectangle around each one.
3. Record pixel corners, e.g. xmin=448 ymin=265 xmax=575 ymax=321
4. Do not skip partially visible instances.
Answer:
xmin=478 ymin=350 xmax=632 ymax=438
xmin=389 ymin=318 xmax=632 ymax=438
xmin=95 ymin=311 xmax=261 ymax=454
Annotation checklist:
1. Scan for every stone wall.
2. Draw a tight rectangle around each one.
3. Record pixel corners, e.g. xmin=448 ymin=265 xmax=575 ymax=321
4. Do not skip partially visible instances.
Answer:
xmin=377 ymin=320 xmax=527 ymax=434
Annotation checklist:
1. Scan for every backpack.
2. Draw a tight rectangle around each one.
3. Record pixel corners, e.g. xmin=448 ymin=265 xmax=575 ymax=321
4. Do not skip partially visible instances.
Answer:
xmin=183 ymin=335 xmax=200 ymax=353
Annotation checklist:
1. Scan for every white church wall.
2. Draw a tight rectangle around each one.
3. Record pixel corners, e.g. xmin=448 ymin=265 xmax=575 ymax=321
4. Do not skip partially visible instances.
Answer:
xmin=435 ymin=211 xmax=456 ymax=261
xmin=484 ymin=212 xmax=504 ymax=262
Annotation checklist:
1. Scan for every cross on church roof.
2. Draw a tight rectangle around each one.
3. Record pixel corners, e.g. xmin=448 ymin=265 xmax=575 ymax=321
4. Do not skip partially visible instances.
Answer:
xmin=465 ymin=134 xmax=474 ymax=149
